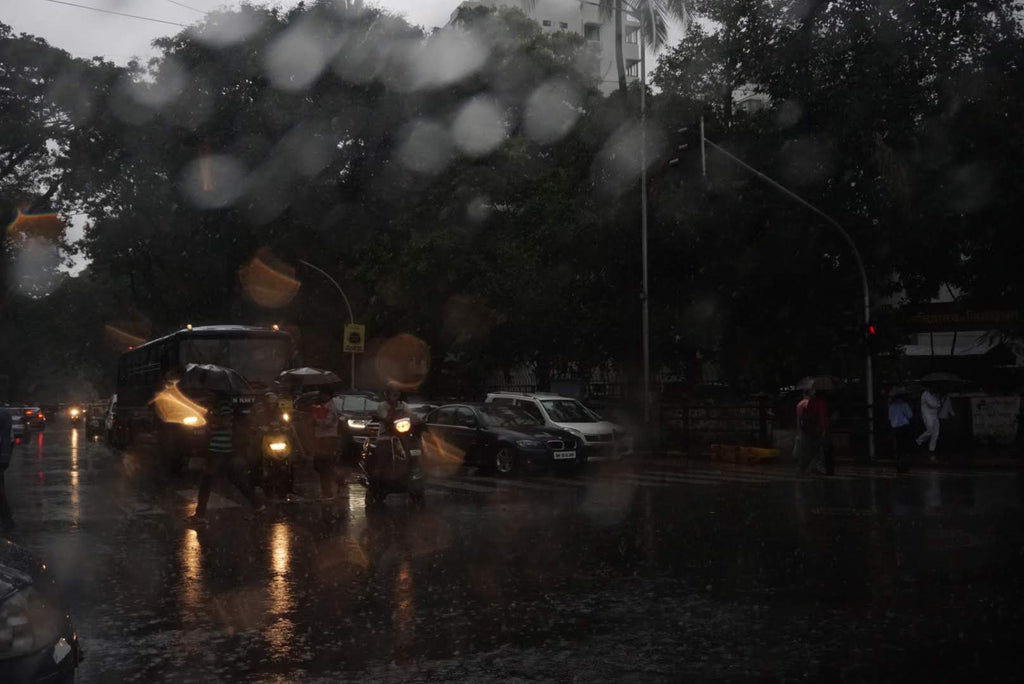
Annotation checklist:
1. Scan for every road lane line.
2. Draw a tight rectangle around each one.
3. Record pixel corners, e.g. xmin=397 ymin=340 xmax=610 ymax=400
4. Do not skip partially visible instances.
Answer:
xmin=636 ymin=469 xmax=780 ymax=484
xmin=425 ymin=479 xmax=497 ymax=494
xmin=174 ymin=489 xmax=240 ymax=509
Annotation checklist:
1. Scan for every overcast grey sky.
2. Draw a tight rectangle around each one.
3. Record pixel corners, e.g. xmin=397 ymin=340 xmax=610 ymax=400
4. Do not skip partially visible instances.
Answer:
xmin=2 ymin=0 xmax=458 ymax=63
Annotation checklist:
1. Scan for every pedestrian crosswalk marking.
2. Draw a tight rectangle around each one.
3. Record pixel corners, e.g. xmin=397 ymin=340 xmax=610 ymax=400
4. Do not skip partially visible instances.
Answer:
xmin=642 ymin=469 xmax=781 ymax=484
xmin=537 ymin=474 xmax=671 ymax=489
xmin=469 ymin=475 xmax=574 ymax=492
xmin=425 ymin=479 xmax=496 ymax=494
xmin=174 ymin=489 xmax=240 ymax=510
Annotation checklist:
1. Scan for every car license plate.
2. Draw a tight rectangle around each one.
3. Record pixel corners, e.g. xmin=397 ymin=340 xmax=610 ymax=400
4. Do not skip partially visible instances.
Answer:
xmin=553 ymin=450 xmax=576 ymax=460
xmin=410 ymin=449 xmax=422 ymax=456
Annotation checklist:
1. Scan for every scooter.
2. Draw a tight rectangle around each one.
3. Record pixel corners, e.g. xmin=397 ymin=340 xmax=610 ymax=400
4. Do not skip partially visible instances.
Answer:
xmin=358 ymin=414 xmax=425 ymax=506
xmin=250 ymin=398 xmax=295 ymax=500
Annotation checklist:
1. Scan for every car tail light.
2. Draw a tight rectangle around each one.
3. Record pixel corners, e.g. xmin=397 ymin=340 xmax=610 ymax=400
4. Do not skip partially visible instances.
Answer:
xmin=37 ymin=413 xmax=45 ymax=419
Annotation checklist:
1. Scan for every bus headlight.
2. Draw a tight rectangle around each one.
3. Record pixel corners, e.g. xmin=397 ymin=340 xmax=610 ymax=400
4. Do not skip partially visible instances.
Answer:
xmin=263 ymin=435 xmax=292 ymax=458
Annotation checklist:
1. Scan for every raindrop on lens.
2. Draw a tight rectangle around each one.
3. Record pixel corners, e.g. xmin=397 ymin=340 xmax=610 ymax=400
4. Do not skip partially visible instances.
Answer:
xmin=180 ymin=155 xmax=248 ymax=209
xmin=396 ymin=121 xmax=452 ymax=175
xmin=524 ymin=80 xmax=581 ymax=144
xmin=451 ymin=96 xmax=508 ymax=157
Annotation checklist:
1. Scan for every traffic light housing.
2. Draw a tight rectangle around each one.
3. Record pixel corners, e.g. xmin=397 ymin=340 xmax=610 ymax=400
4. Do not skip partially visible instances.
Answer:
xmin=667 ymin=124 xmax=702 ymax=168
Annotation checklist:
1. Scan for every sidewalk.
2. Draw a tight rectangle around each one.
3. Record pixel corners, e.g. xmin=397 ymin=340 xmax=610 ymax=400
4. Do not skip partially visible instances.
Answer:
xmin=635 ymin=446 xmax=1022 ymax=470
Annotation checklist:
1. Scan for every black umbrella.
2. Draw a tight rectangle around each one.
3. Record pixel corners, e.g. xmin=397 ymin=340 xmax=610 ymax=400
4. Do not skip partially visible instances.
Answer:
xmin=796 ymin=375 xmax=841 ymax=392
xmin=179 ymin=363 xmax=253 ymax=394
xmin=276 ymin=367 xmax=342 ymax=388
xmin=918 ymin=372 xmax=969 ymax=385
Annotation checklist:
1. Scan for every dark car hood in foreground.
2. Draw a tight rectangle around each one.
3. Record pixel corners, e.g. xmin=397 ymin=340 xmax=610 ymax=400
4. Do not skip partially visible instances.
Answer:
xmin=0 ymin=539 xmax=38 ymax=601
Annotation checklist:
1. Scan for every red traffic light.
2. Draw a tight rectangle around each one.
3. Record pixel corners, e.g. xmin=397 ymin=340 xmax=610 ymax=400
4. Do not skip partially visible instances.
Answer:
xmin=867 ymin=324 xmax=877 ymax=336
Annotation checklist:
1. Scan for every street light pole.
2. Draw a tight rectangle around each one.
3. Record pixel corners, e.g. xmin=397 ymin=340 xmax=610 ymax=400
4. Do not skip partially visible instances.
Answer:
xmin=700 ymin=138 xmax=875 ymax=461
xmin=577 ymin=0 xmax=651 ymax=423
xmin=298 ymin=259 xmax=357 ymax=390
xmin=639 ymin=10 xmax=651 ymax=424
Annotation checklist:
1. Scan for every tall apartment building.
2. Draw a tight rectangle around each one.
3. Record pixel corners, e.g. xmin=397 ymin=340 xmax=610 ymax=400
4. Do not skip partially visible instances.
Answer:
xmin=450 ymin=0 xmax=642 ymax=96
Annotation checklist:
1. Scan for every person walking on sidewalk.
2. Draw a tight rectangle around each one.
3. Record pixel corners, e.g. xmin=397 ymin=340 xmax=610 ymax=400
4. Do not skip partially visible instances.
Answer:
xmin=888 ymin=389 xmax=914 ymax=473
xmin=917 ymin=388 xmax=944 ymax=460
xmin=795 ymin=389 xmax=825 ymax=475
xmin=189 ymin=392 xmax=263 ymax=525
xmin=812 ymin=389 xmax=835 ymax=475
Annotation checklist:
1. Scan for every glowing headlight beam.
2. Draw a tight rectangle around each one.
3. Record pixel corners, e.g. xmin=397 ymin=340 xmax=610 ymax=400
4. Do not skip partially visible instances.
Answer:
xmin=150 ymin=382 xmax=209 ymax=427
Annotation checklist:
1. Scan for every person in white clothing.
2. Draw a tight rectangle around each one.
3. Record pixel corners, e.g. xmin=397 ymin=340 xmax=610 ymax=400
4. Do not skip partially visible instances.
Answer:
xmin=916 ymin=388 xmax=946 ymax=458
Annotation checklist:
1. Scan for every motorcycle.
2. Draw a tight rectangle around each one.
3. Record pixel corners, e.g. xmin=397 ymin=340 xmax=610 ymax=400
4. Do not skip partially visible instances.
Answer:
xmin=358 ymin=412 xmax=425 ymax=506
xmin=251 ymin=397 xmax=295 ymax=500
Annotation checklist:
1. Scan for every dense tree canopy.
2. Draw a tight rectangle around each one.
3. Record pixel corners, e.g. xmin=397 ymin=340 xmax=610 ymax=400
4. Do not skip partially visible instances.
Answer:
xmin=1 ymin=0 xmax=1022 ymax=402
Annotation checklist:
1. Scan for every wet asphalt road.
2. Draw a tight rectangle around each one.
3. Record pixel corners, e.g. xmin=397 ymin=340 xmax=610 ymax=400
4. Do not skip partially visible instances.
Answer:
xmin=3 ymin=426 xmax=1024 ymax=682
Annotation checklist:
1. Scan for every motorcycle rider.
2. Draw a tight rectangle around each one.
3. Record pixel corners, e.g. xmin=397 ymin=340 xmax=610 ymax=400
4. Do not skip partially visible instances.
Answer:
xmin=377 ymin=385 xmax=407 ymax=425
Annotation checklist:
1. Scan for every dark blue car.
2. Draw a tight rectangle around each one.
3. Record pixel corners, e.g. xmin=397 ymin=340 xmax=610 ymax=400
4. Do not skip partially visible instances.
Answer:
xmin=421 ymin=403 xmax=580 ymax=475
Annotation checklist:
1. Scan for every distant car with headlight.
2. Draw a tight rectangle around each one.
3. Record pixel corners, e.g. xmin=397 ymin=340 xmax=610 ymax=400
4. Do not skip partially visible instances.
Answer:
xmin=5 ymin=408 xmax=27 ymax=444
xmin=83 ymin=402 xmax=107 ymax=439
xmin=67 ymin=406 xmax=84 ymax=426
xmin=16 ymin=407 xmax=46 ymax=432
xmin=329 ymin=392 xmax=383 ymax=454
xmin=0 ymin=540 xmax=82 ymax=683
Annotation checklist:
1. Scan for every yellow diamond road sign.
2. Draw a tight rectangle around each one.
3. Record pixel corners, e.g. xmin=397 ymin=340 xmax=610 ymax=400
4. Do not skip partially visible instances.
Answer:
xmin=344 ymin=324 xmax=365 ymax=353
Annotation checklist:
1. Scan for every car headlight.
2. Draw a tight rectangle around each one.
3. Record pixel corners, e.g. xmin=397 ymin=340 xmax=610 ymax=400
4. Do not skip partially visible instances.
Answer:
xmin=394 ymin=418 xmax=412 ymax=434
xmin=69 ymin=409 xmax=80 ymax=418
xmin=281 ymin=412 xmax=290 ymax=423
xmin=347 ymin=419 xmax=367 ymax=429
xmin=0 ymin=586 xmax=63 ymax=660
xmin=183 ymin=415 xmax=200 ymax=426
xmin=516 ymin=439 xmax=542 ymax=449
xmin=262 ymin=435 xmax=292 ymax=458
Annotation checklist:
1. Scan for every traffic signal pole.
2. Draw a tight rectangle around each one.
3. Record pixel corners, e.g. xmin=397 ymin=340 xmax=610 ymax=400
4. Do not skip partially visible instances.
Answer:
xmin=699 ymin=129 xmax=875 ymax=461
xmin=299 ymin=259 xmax=357 ymax=390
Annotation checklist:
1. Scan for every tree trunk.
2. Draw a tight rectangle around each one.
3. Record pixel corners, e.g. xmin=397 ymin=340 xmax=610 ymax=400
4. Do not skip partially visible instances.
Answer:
xmin=614 ymin=0 xmax=628 ymax=102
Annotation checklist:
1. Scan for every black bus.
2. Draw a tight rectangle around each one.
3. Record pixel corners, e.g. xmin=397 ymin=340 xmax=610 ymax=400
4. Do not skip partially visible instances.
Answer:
xmin=115 ymin=325 xmax=298 ymax=467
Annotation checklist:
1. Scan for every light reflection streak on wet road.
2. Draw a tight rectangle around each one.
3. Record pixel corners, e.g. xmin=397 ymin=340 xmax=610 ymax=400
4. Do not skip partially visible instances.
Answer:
xmin=179 ymin=528 xmax=204 ymax=619
xmin=265 ymin=521 xmax=295 ymax=659
xmin=70 ymin=428 xmax=80 ymax=526
xmin=393 ymin=559 xmax=414 ymax=652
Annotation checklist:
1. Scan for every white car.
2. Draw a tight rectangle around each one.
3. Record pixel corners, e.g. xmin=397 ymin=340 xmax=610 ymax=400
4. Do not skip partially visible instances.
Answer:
xmin=484 ymin=392 xmax=632 ymax=462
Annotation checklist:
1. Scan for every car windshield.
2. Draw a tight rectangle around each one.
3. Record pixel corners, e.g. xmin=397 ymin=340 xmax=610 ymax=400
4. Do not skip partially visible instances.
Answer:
xmin=479 ymin=405 xmax=542 ymax=427
xmin=541 ymin=399 xmax=599 ymax=423
xmin=338 ymin=395 xmax=380 ymax=413
xmin=180 ymin=337 xmax=292 ymax=385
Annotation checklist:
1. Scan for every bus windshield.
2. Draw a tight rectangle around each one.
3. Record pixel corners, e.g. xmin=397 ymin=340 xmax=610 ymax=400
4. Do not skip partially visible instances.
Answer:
xmin=180 ymin=337 xmax=293 ymax=385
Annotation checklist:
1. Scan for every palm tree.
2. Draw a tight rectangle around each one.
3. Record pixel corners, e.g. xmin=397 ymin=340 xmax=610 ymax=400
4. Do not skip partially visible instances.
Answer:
xmin=599 ymin=0 xmax=691 ymax=100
